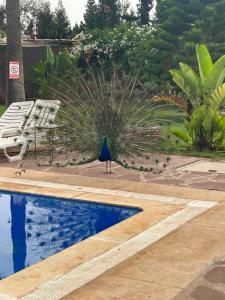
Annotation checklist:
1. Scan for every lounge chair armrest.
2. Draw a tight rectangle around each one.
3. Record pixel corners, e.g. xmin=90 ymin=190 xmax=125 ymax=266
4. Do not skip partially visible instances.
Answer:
xmin=0 ymin=127 xmax=22 ymax=139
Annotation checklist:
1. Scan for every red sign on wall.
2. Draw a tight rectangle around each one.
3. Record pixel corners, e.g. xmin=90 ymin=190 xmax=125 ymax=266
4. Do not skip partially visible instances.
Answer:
xmin=9 ymin=61 xmax=20 ymax=79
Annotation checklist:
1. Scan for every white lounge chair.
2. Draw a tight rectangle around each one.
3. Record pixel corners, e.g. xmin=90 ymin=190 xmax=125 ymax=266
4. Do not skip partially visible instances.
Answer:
xmin=0 ymin=101 xmax=34 ymax=138
xmin=0 ymin=99 xmax=61 ymax=162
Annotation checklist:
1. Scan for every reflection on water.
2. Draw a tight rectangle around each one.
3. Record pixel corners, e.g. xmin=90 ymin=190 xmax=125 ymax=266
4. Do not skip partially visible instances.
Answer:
xmin=11 ymin=195 xmax=27 ymax=274
xmin=0 ymin=191 xmax=141 ymax=280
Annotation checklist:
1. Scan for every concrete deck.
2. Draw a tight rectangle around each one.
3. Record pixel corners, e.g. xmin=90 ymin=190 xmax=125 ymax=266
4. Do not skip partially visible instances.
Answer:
xmin=0 ymin=155 xmax=225 ymax=299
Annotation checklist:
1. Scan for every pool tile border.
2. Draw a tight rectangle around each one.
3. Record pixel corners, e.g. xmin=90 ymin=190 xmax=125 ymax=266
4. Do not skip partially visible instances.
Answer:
xmin=0 ymin=176 xmax=207 ymax=205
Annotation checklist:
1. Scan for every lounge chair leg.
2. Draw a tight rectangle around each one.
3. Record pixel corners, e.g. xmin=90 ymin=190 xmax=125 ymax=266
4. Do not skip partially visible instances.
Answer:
xmin=3 ymin=142 xmax=27 ymax=162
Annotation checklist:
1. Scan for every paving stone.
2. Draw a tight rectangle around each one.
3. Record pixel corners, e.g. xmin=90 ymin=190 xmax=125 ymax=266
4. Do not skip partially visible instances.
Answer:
xmin=204 ymin=267 xmax=225 ymax=284
xmin=191 ymin=285 xmax=225 ymax=300
xmin=216 ymin=260 xmax=225 ymax=265
xmin=1 ymin=154 xmax=225 ymax=193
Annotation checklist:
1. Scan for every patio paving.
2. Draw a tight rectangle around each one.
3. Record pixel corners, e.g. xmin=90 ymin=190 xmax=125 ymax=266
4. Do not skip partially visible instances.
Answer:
xmin=178 ymin=160 xmax=225 ymax=173
xmin=1 ymin=153 xmax=225 ymax=192
xmin=174 ymin=254 xmax=225 ymax=300
xmin=1 ymin=153 xmax=225 ymax=299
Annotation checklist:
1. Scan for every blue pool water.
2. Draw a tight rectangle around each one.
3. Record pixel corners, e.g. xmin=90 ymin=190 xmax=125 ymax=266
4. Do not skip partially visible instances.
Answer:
xmin=0 ymin=190 xmax=141 ymax=280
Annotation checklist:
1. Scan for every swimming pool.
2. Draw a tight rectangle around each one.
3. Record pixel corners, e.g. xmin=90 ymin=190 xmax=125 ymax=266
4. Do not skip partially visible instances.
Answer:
xmin=0 ymin=190 xmax=141 ymax=280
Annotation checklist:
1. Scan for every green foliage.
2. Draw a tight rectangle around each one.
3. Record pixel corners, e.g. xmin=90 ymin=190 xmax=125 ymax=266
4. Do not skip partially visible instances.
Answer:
xmin=54 ymin=0 xmax=71 ymax=38
xmin=170 ymin=105 xmax=225 ymax=150
xmin=83 ymin=0 xmax=121 ymax=30
xmin=36 ymin=0 xmax=71 ymax=39
xmin=0 ymin=0 xmax=45 ymax=35
xmin=98 ymin=0 xmax=121 ymax=29
xmin=0 ymin=105 xmax=5 ymax=116
xmin=69 ymin=0 xmax=225 ymax=94
xmin=36 ymin=2 xmax=55 ymax=39
xmin=71 ymin=23 xmax=172 ymax=93
xmin=0 ymin=3 xmax=5 ymax=37
xmin=208 ymin=0 xmax=225 ymax=43
xmin=84 ymin=0 xmax=99 ymax=29
xmin=34 ymin=46 xmax=78 ymax=97
xmin=120 ymin=0 xmax=137 ymax=23
xmin=20 ymin=0 xmax=45 ymax=33
xmin=168 ymin=44 xmax=225 ymax=151
xmin=137 ymin=0 xmax=153 ymax=25
xmin=147 ymin=0 xmax=199 ymax=82
xmin=169 ymin=44 xmax=225 ymax=113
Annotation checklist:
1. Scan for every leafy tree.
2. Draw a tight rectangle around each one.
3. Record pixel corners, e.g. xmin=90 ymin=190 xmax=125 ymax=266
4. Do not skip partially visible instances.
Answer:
xmin=20 ymin=0 xmax=44 ymax=33
xmin=71 ymin=23 xmax=84 ymax=37
xmin=0 ymin=0 xmax=44 ymax=36
xmin=84 ymin=0 xmax=99 ymax=29
xmin=142 ymin=0 xmax=220 ymax=91
xmin=208 ymin=0 xmax=225 ymax=43
xmin=120 ymin=0 xmax=137 ymax=22
xmin=151 ymin=0 xmax=197 ymax=75
xmin=36 ymin=0 xmax=71 ymax=39
xmin=98 ymin=0 xmax=120 ymax=28
xmin=137 ymin=0 xmax=153 ymax=25
xmin=71 ymin=23 xmax=155 ymax=81
xmin=0 ymin=3 xmax=5 ymax=37
xmin=54 ymin=0 xmax=71 ymax=38
xmin=84 ymin=0 xmax=125 ymax=29
xmin=36 ymin=1 xmax=55 ymax=39
xmin=34 ymin=46 xmax=78 ymax=97
xmin=24 ymin=19 xmax=34 ymax=36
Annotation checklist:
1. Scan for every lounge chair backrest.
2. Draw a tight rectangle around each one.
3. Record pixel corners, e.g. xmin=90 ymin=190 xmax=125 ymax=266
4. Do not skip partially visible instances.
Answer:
xmin=23 ymin=99 xmax=61 ymax=138
xmin=0 ymin=101 xmax=34 ymax=129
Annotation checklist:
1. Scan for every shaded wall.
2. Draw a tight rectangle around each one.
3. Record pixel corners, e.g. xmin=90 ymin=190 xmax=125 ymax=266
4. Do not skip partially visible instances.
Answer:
xmin=0 ymin=44 xmax=71 ymax=105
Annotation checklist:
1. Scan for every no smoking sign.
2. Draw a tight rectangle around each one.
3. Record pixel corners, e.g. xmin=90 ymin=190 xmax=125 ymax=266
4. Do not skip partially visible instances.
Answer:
xmin=9 ymin=61 xmax=20 ymax=79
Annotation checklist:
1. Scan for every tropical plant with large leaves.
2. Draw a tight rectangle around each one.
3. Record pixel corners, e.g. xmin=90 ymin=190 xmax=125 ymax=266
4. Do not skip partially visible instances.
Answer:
xmin=170 ymin=105 xmax=225 ymax=150
xmin=34 ymin=46 xmax=78 ymax=98
xmin=157 ymin=44 xmax=225 ymax=151
xmin=154 ymin=44 xmax=225 ymax=115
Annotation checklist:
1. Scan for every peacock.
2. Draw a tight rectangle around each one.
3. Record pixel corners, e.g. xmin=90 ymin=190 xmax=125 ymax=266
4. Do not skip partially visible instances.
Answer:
xmin=38 ymin=67 xmax=170 ymax=173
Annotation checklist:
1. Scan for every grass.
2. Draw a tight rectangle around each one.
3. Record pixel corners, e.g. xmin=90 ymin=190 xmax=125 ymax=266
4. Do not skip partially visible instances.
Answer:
xmin=158 ymin=141 xmax=225 ymax=160
xmin=151 ymin=105 xmax=185 ymax=124
xmin=0 ymin=105 xmax=5 ymax=116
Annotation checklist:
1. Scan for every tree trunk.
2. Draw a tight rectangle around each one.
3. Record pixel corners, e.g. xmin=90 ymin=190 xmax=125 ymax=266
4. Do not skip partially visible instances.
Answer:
xmin=6 ymin=0 xmax=25 ymax=106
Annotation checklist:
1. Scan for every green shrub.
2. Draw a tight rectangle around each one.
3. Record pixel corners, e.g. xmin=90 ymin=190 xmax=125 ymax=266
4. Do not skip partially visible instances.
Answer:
xmin=167 ymin=44 xmax=225 ymax=150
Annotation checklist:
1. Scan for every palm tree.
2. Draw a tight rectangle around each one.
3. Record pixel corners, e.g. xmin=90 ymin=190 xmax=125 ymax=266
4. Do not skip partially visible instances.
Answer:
xmin=6 ymin=0 xmax=25 ymax=106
